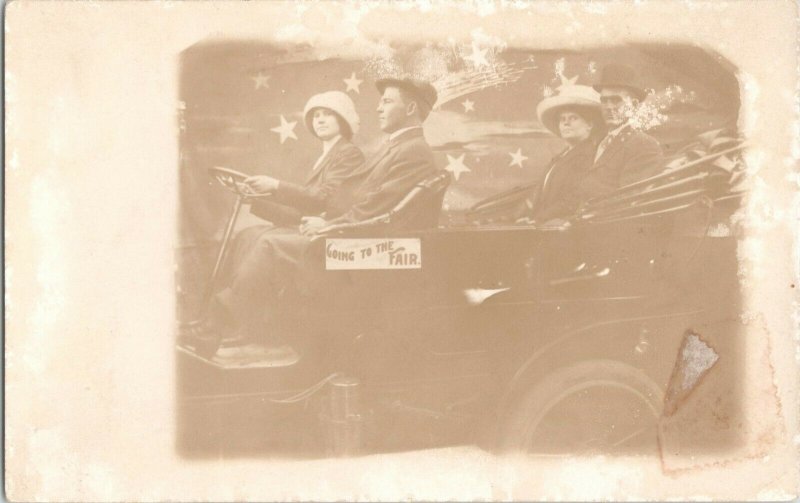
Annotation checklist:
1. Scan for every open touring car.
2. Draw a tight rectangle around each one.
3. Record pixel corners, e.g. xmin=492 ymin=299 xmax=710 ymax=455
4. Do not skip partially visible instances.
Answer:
xmin=177 ymin=130 xmax=746 ymax=457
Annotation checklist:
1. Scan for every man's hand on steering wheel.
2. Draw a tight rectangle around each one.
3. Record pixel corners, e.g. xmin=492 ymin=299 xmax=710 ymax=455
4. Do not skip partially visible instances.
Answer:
xmin=299 ymin=216 xmax=329 ymax=237
xmin=244 ymin=175 xmax=280 ymax=195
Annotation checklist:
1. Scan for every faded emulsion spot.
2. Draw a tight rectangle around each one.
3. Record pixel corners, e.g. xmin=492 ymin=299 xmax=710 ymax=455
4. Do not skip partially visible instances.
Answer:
xmin=662 ymin=330 xmax=720 ymax=418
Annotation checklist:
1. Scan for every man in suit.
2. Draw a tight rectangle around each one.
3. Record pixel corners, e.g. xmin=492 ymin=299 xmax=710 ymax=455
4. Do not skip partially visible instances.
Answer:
xmin=188 ymin=79 xmax=441 ymax=359
xmin=569 ymin=64 xmax=664 ymax=206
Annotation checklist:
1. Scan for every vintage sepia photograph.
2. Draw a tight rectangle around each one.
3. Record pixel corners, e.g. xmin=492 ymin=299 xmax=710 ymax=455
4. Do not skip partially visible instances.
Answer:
xmin=5 ymin=1 xmax=798 ymax=500
xmin=176 ymin=39 xmax=747 ymax=457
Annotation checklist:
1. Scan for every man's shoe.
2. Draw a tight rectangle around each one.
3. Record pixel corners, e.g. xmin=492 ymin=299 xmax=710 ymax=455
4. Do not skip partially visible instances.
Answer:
xmin=219 ymin=331 xmax=249 ymax=348
xmin=177 ymin=319 xmax=222 ymax=359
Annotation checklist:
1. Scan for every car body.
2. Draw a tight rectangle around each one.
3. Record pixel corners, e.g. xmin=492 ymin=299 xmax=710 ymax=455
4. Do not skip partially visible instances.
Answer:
xmin=177 ymin=136 xmax=745 ymax=458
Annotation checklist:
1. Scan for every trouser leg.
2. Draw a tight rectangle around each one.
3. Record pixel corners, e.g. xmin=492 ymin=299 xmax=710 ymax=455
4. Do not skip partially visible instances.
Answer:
xmin=213 ymin=231 xmax=308 ymax=344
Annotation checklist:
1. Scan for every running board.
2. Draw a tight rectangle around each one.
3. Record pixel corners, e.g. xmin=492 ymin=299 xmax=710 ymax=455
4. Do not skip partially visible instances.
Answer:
xmin=176 ymin=343 xmax=300 ymax=370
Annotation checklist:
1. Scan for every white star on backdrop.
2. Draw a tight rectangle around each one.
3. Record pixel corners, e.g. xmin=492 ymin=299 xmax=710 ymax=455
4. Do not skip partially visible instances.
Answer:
xmin=445 ymin=153 xmax=471 ymax=181
xmin=464 ymin=43 xmax=489 ymax=69
xmin=509 ymin=148 xmax=529 ymax=168
xmin=270 ymin=115 xmax=298 ymax=144
xmin=461 ymin=98 xmax=475 ymax=113
xmin=343 ymin=72 xmax=363 ymax=94
xmin=251 ymin=72 xmax=271 ymax=90
xmin=557 ymin=74 xmax=579 ymax=90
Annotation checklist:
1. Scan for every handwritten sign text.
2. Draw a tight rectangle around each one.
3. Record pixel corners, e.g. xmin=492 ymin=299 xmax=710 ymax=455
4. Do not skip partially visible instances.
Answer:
xmin=325 ymin=238 xmax=422 ymax=270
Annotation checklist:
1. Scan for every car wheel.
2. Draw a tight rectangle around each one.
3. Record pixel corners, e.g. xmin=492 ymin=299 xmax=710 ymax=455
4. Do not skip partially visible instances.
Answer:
xmin=500 ymin=359 xmax=664 ymax=455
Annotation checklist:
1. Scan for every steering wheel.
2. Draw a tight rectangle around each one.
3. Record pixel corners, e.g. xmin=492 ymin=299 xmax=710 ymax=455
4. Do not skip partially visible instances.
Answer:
xmin=208 ymin=166 xmax=265 ymax=198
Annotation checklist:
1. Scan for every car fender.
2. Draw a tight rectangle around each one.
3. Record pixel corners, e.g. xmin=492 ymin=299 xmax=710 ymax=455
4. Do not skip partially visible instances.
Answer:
xmin=496 ymin=307 xmax=702 ymax=422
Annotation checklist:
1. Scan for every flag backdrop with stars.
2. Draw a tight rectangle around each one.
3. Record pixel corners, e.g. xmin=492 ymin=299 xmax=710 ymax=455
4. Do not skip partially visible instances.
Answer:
xmin=178 ymin=40 xmax=739 ymax=244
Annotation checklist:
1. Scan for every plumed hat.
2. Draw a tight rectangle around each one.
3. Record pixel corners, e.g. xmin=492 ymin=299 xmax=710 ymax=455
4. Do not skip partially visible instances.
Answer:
xmin=536 ymin=84 xmax=603 ymax=137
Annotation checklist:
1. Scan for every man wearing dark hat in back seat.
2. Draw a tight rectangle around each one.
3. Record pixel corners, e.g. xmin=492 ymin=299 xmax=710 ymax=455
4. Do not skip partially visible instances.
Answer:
xmin=570 ymin=63 xmax=664 ymax=205
xmin=299 ymin=77 xmax=441 ymax=235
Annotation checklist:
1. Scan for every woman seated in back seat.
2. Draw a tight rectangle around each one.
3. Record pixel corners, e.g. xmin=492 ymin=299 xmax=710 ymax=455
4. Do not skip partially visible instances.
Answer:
xmin=518 ymin=83 xmax=606 ymax=224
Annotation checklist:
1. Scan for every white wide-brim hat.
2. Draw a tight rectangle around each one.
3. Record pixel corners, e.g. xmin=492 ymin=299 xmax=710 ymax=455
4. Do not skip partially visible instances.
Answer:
xmin=536 ymin=85 xmax=603 ymax=137
xmin=303 ymin=91 xmax=360 ymax=137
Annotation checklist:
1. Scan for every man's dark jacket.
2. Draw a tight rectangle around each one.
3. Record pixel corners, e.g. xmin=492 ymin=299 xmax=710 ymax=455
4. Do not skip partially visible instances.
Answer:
xmin=573 ymin=124 xmax=664 ymax=206
xmin=327 ymin=127 xmax=441 ymax=228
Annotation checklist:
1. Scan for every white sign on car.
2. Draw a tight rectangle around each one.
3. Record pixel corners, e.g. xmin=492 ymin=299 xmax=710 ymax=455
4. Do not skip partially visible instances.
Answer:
xmin=325 ymin=238 xmax=422 ymax=270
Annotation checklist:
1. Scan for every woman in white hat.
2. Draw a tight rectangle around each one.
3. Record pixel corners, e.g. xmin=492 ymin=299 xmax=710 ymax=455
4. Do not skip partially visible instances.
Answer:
xmin=521 ymin=84 xmax=606 ymax=223
xmin=245 ymin=90 xmax=365 ymax=225
xmin=182 ymin=91 xmax=365 ymax=356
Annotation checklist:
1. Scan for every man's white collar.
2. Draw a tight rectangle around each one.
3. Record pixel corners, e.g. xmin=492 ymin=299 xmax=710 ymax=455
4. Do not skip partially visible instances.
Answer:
xmin=606 ymin=122 xmax=630 ymax=138
xmin=389 ymin=126 xmax=422 ymax=141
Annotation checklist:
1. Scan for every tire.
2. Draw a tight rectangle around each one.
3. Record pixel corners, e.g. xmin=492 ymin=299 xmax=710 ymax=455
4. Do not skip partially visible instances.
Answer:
xmin=500 ymin=359 xmax=664 ymax=454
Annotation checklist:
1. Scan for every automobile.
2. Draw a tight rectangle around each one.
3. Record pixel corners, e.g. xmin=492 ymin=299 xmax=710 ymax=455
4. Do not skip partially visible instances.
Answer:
xmin=176 ymin=129 xmax=746 ymax=458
